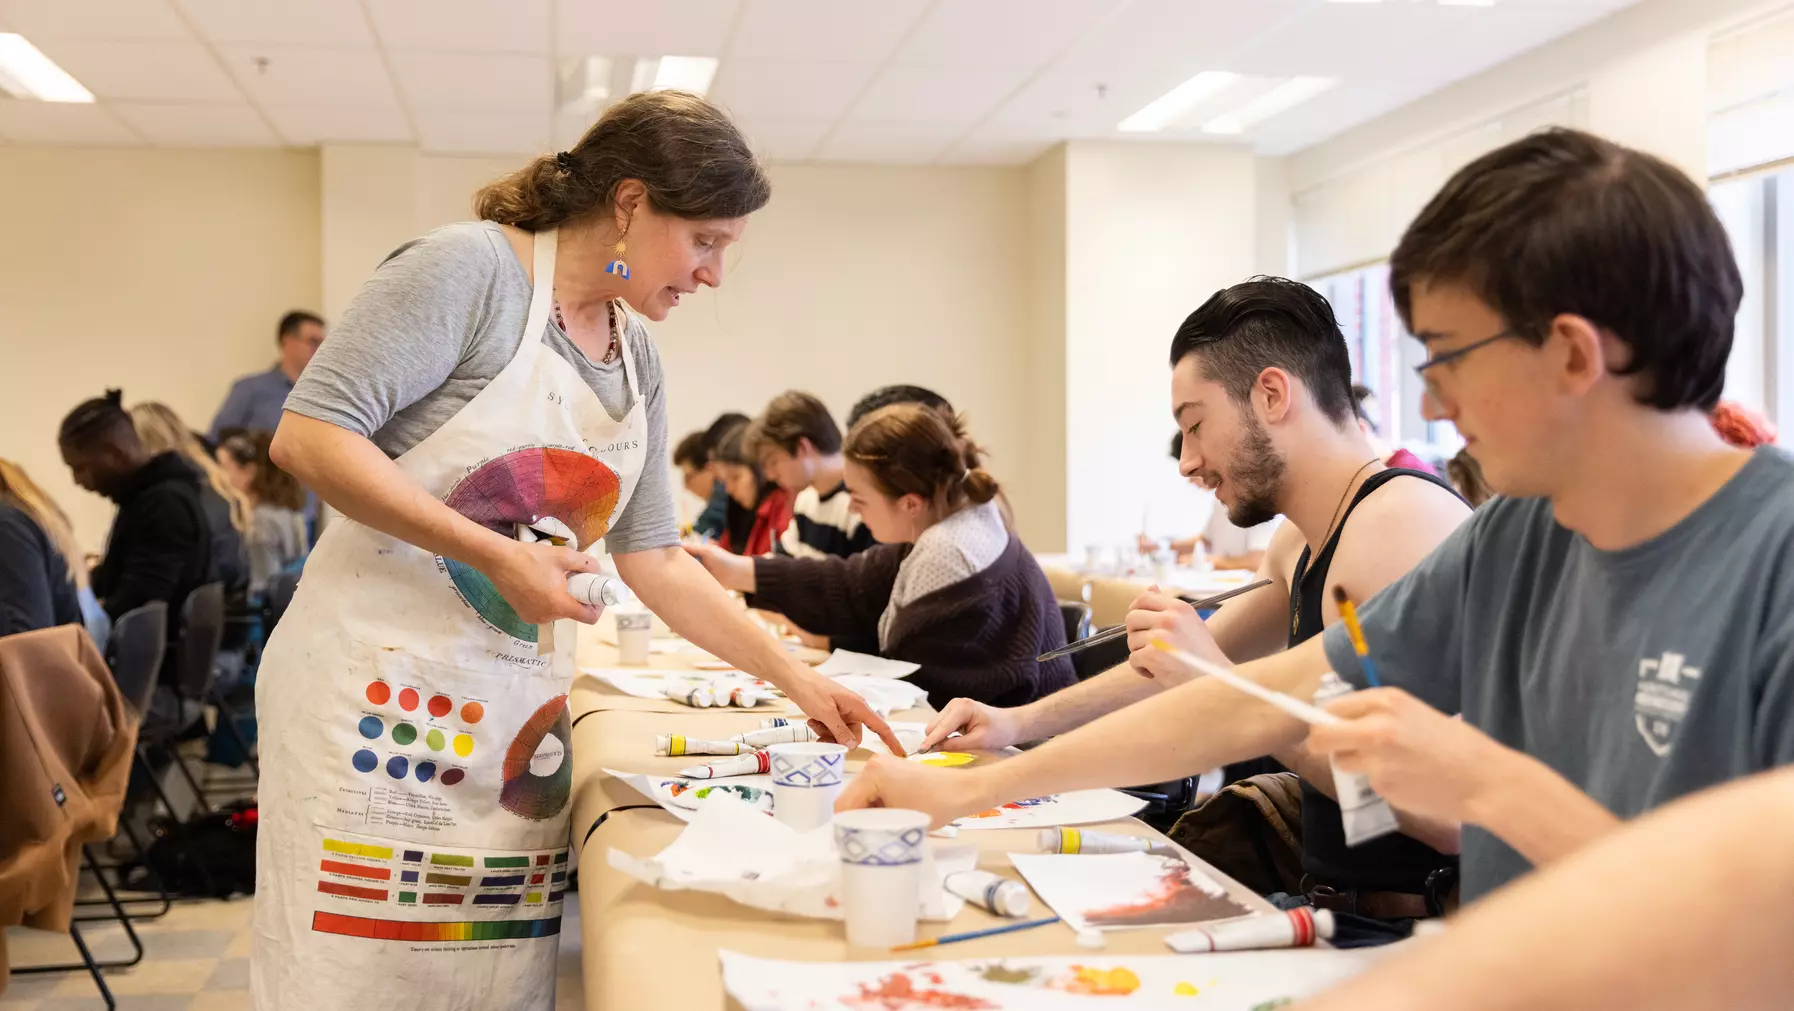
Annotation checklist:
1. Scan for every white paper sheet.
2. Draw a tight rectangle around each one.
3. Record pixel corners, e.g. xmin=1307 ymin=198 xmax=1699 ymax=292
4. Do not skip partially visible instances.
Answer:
xmin=814 ymin=649 xmax=921 ymax=679
xmin=607 ymin=794 xmax=974 ymax=922
xmin=951 ymin=788 xmax=1147 ymax=830
xmin=1010 ymin=852 xmax=1253 ymax=932
xmin=581 ymin=665 xmax=924 ymax=715
xmin=856 ymin=721 xmax=931 ymax=757
xmin=720 ymin=947 xmax=1380 ymax=1009
xmin=607 ymin=767 xmax=777 ymax=821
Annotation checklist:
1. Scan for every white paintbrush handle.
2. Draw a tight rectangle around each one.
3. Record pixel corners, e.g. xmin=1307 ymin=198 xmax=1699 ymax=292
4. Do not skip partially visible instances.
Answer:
xmin=1151 ymin=641 xmax=1342 ymax=727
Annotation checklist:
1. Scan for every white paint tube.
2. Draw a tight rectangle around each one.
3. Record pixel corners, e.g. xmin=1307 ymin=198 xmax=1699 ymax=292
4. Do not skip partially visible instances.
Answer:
xmin=566 ymin=572 xmax=630 ymax=607
xmin=1165 ymin=907 xmax=1335 ymax=953
xmin=655 ymin=735 xmax=751 ymax=757
xmin=678 ymin=750 xmax=771 ymax=779
xmin=1037 ymin=827 xmax=1172 ymax=855
xmin=729 ymin=724 xmax=820 ymax=747
xmin=943 ymin=870 xmax=1031 ymax=918
xmin=665 ymin=684 xmax=716 ymax=708
xmin=1310 ymin=673 xmax=1401 ymax=846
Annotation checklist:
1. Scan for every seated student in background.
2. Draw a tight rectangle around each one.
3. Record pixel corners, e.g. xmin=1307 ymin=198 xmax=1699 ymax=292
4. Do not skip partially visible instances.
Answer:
xmin=60 ymin=391 xmax=214 ymax=696
xmin=692 ymin=411 xmax=750 ymax=540
xmin=708 ymin=420 xmax=791 ymax=556
xmin=673 ymin=430 xmax=723 ymax=538
xmin=130 ymin=401 xmax=250 ymax=602
xmin=1352 ymin=384 xmax=1435 ymax=474
xmin=1294 ymin=768 xmax=1794 ymax=1011
xmin=1140 ymin=430 xmax=1282 ymax=571
xmin=218 ymin=432 xmax=310 ymax=598
xmin=0 ymin=458 xmax=103 ymax=643
xmin=689 ymin=404 xmax=1076 ymax=709
xmin=751 ymin=391 xmax=875 ymax=560
xmin=925 ymin=278 xmax=1469 ymax=936
xmin=845 ymin=130 xmax=1794 ymax=913
xmin=847 ymin=384 xmax=1019 ymax=530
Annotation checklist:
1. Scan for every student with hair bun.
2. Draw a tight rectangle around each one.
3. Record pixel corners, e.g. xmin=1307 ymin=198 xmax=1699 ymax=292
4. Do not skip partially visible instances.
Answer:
xmin=689 ymin=404 xmax=1075 ymax=708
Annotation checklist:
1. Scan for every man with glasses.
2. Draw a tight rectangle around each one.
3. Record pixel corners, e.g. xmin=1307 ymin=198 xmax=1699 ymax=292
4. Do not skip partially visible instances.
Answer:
xmin=843 ymin=128 xmax=1794 ymax=910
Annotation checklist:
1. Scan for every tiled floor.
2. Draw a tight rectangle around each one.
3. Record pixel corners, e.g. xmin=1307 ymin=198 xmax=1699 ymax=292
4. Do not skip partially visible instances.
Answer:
xmin=2 ymin=892 xmax=586 ymax=1010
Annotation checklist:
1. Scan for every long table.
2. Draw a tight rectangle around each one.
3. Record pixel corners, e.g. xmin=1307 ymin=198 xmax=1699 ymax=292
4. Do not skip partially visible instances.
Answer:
xmin=567 ymin=624 xmax=1276 ymax=1009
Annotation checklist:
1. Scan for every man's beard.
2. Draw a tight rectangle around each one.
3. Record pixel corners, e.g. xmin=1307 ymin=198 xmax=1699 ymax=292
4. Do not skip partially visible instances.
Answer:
xmin=1223 ymin=412 xmax=1285 ymax=528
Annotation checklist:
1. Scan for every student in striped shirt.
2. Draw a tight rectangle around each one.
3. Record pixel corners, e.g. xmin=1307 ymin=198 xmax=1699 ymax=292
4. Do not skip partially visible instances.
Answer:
xmin=749 ymin=391 xmax=877 ymax=560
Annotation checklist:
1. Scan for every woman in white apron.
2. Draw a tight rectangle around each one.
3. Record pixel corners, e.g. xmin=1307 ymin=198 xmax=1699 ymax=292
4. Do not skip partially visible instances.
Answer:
xmin=251 ymin=91 xmax=900 ymax=1010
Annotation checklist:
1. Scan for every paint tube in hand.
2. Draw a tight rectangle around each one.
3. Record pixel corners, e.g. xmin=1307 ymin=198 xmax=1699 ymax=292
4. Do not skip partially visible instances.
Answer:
xmin=1311 ymin=672 xmax=1401 ymax=846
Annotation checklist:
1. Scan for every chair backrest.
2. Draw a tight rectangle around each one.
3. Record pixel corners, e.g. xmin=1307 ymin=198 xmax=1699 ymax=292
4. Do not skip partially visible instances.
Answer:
xmin=1086 ymin=577 xmax=1148 ymax=628
xmin=1041 ymin=566 xmax=1090 ymax=604
xmin=107 ymin=601 xmax=169 ymax=714
xmin=176 ymin=582 xmax=226 ymax=698
xmin=1057 ymin=600 xmax=1093 ymax=646
xmin=265 ymin=567 xmax=302 ymax=632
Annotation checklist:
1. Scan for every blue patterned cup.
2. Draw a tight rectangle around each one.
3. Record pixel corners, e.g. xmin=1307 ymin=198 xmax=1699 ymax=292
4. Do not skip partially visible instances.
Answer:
xmin=767 ymin=742 xmax=847 ymax=831
xmin=832 ymin=808 xmax=931 ymax=947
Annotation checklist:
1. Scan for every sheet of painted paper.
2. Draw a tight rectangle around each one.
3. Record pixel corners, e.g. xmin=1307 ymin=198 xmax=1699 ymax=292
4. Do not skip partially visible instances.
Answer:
xmin=606 ymin=767 xmax=776 ymax=822
xmin=856 ymin=720 xmax=931 ymax=757
xmin=580 ymin=666 xmax=778 ymax=701
xmin=1010 ymin=852 xmax=1253 ymax=932
xmin=607 ymin=793 xmax=974 ymax=921
xmin=719 ymin=947 xmax=1381 ymax=1010
xmin=951 ymin=789 xmax=1147 ymax=831
xmin=814 ymin=649 xmax=921 ymax=679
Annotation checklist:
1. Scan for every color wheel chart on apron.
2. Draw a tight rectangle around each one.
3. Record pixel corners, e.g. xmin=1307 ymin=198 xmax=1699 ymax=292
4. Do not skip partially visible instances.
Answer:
xmin=252 ymin=228 xmax=648 ymax=1010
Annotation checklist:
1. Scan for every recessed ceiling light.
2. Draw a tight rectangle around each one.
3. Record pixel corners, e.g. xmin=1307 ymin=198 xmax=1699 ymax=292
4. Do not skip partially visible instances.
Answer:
xmin=0 ymin=34 xmax=93 ymax=103
xmin=1201 ymin=76 xmax=1337 ymax=135
xmin=1117 ymin=71 xmax=1241 ymax=133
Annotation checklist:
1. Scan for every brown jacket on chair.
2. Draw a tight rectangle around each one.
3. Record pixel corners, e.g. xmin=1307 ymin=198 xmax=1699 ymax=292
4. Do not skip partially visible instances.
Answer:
xmin=0 ymin=624 xmax=136 ymax=983
xmin=1168 ymin=772 xmax=1307 ymax=897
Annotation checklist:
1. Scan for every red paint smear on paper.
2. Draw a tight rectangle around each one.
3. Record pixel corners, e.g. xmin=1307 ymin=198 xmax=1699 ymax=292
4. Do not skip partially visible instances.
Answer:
xmin=1081 ymin=859 xmax=1250 ymax=928
xmin=843 ymin=972 xmax=998 ymax=1010
xmin=963 ymin=796 xmax=1053 ymax=820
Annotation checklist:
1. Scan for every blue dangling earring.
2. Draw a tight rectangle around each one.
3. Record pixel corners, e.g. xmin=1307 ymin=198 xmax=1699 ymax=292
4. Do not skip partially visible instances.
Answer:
xmin=605 ymin=235 xmax=629 ymax=280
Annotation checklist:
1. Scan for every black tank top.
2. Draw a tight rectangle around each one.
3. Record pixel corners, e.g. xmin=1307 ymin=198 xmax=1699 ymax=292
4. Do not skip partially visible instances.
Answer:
xmin=1290 ymin=466 xmax=1462 ymax=894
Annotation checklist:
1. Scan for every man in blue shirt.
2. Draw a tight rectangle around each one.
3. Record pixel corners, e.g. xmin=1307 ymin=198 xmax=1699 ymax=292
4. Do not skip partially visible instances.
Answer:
xmin=208 ymin=311 xmax=325 ymax=440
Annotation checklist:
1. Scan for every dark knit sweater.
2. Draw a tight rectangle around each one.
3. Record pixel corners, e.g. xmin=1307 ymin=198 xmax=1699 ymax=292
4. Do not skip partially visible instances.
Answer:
xmin=750 ymin=535 xmax=1076 ymax=709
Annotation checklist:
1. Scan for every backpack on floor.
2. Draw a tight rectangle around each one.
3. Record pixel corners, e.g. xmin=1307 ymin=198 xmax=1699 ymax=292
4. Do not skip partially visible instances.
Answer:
xmin=127 ymin=800 xmax=258 ymax=898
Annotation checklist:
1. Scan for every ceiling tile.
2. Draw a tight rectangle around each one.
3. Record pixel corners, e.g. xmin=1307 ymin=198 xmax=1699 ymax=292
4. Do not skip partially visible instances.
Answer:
xmin=220 ymin=45 xmax=400 ymax=108
xmin=365 ymin=0 xmax=548 ymax=54
xmin=111 ymin=100 xmax=278 ymax=146
xmin=850 ymin=65 xmax=1026 ymax=126
xmin=0 ymin=99 xmax=140 ymax=143
xmin=173 ymin=0 xmax=372 ymax=47
xmin=814 ymin=120 xmax=956 ymax=164
xmin=416 ymin=106 xmax=551 ymax=155
xmin=262 ymin=103 xmax=412 ymax=144
xmin=734 ymin=116 xmax=831 ymax=161
xmin=941 ymin=132 xmax=1056 ymax=166
xmin=33 ymin=39 xmax=241 ymax=103
xmin=389 ymin=51 xmax=551 ymax=112
xmin=710 ymin=60 xmax=876 ymax=121
xmin=0 ymin=0 xmax=190 ymax=41
xmin=556 ymin=0 xmax=739 ymax=58
xmin=895 ymin=0 xmax=1113 ymax=69
xmin=728 ymin=0 xmax=926 ymax=62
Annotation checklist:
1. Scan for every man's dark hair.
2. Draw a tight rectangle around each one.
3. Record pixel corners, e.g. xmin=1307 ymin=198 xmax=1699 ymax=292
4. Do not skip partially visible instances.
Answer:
xmin=59 ymin=388 xmax=136 ymax=447
xmin=846 ymin=385 xmax=953 ymax=430
xmin=673 ymin=430 xmax=710 ymax=469
xmin=1168 ymin=277 xmax=1356 ymax=426
xmin=750 ymin=391 xmax=842 ymax=456
xmin=278 ymin=310 xmax=324 ymax=342
xmin=1390 ymin=128 xmax=1740 ymax=412
xmin=703 ymin=412 xmax=750 ymax=452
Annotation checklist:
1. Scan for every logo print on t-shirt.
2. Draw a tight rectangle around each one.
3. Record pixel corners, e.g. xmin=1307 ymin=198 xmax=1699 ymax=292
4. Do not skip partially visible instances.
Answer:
xmin=1634 ymin=651 xmax=1701 ymax=757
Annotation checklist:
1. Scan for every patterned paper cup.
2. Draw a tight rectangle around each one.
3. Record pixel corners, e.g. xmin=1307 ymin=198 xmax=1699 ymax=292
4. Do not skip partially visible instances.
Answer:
xmin=832 ymin=807 xmax=930 ymax=947
xmin=767 ymin=742 xmax=847 ymax=831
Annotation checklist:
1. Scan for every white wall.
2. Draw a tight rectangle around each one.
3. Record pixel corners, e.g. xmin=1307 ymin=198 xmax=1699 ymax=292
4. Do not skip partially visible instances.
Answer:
xmin=1061 ymin=141 xmax=1259 ymax=552
xmin=0 ymin=147 xmax=321 ymax=548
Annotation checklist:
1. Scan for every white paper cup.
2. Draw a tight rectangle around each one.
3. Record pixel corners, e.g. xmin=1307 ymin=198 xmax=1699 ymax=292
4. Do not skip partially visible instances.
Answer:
xmin=768 ymin=742 xmax=847 ymax=831
xmin=616 ymin=611 xmax=653 ymax=666
xmin=833 ymin=808 xmax=929 ymax=948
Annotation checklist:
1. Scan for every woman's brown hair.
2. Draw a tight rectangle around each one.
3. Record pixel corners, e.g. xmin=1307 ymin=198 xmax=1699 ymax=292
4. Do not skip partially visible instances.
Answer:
xmin=475 ymin=90 xmax=771 ymax=231
xmin=221 ymin=432 xmax=306 ymax=512
xmin=0 ymin=459 xmax=88 ymax=589
xmin=844 ymin=404 xmax=999 ymax=511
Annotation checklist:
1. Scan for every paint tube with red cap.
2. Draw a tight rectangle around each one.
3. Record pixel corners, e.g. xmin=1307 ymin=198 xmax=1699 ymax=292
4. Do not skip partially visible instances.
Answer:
xmin=678 ymin=750 xmax=772 ymax=780
xmin=1164 ymin=908 xmax=1336 ymax=953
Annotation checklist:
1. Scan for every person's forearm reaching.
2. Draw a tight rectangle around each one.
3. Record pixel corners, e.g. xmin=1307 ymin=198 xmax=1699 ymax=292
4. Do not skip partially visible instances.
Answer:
xmin=1295 ymin=768 xmax=1794 ymax=1011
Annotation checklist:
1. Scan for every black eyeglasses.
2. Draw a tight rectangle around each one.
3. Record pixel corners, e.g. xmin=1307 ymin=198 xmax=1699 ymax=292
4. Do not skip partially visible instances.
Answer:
xmin=1413 ymin=328 xmax=1521 ymax=395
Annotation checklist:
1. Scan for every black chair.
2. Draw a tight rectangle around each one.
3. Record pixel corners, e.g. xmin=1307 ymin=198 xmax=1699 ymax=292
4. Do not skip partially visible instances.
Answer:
xmin=175 ymin=582 xmax=263 ymax=794
xmin=1058 ymin=600 xmax=1093 ymax=645
xmin=264 ymin=567 xmax=301 ymax=635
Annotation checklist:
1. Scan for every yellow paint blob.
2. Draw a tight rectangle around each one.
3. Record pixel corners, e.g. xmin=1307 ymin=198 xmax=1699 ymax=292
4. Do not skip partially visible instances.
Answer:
xmin=912 ymin=752 xmax=977 ymax=767
xmin=1175 ymin=981 xmax=1200 ymax=996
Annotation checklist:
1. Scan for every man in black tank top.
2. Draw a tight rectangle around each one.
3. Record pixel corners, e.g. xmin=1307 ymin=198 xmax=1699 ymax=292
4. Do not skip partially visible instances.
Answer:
xmin=916 ymin=278 xmax=1471 ymax=938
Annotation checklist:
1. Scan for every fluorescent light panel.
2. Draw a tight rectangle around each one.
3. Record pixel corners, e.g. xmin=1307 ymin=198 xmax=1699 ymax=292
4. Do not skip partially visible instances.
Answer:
xmin=1117 ymin=71 xmax=1240 ymax=133
xmin=653 ymin=56 xmax=718 ymax=94
xmin=1202 ymin=76 xmax=1336 ymax=135
xmin=0 ymin=34 xmax=93 ymax=103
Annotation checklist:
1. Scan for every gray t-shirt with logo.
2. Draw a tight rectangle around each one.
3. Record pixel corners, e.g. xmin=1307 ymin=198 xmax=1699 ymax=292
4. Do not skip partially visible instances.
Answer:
xmin=285 ymin=221 xmax=677 ymax=554
xmin=1322 ymin=446 xmax=1794 ymax=901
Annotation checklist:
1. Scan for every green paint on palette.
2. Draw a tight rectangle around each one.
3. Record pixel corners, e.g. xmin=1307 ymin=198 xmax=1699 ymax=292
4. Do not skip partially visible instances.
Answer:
xmin=392 ymin=722 xmax=417 ymax=746
xmin=426 ymin=728 xmax=446 ymax=751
